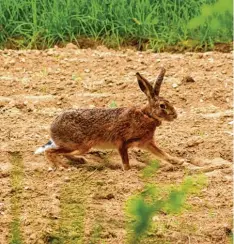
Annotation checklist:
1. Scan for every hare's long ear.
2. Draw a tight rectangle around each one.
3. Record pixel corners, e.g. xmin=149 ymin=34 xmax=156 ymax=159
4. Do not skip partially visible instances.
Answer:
xmin=136 ymin=72 xmax=154 ymax=100
xmin=154 ymin=67 xmax=166 ymax=96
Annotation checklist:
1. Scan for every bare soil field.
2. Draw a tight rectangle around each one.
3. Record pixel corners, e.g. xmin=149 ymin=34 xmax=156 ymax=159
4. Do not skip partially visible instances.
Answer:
xmin=0 ymin=45 xmax=233 ymax=244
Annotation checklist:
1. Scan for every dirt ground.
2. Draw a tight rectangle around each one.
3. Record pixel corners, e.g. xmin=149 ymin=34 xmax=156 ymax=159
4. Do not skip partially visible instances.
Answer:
xmin=0 ymin=44 xmax=233 ymax=244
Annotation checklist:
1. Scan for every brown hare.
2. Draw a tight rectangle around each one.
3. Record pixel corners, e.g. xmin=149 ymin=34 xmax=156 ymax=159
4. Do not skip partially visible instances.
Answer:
xmin=35 ymin=68 xmax=183 ymax=170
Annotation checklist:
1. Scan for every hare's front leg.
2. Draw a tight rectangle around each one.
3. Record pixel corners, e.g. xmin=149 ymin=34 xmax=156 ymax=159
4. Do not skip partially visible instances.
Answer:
xmin=118 ymin=144 xmax=130 ymax=170
xmin=145 ymin=141 xmax=184 ymax=165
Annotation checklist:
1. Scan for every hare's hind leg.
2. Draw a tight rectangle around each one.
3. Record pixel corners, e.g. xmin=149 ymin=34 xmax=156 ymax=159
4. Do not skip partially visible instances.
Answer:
xmin=45 ymin=148 xmax=74 ymax=168
xmin=145 ymin=141 xmax=184 ymax=165
xmin=63 ymin=146 xmax=90 ymax=164
xmin=64 ymin=155 xmax=87 ymax=164
xmin=45 ymin=146 xmax=90 ymax=168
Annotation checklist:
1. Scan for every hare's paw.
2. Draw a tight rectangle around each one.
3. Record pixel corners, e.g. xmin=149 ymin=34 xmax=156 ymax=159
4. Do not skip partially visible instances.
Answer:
xmin=65 ymin=155 xmax=87 ymax=164
xmin=168 ymin=156 xmax=185 ymax=165
xmin=123 ymin=164 xmax=131 ymax=171
xmin=57 ymin=161 xmax=69 ymax=169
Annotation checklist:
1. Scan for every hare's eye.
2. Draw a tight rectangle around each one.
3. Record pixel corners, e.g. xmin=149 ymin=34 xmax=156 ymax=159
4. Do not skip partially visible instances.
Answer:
xmin=160 ymin=103 xmax=166 ymax=109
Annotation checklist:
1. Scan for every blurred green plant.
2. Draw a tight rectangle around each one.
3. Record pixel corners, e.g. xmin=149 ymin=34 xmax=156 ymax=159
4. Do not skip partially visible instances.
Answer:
xmin=89 ymin=222 xmax=104 ymax=244
xmin=0 ymin=0 xmax=231 ymax=50
xmin=188 ymin=0 xmax=233 ymax=44
xmin=46 ymin=176 xmax=86 ymax=244
xmin=125 ymin=160 xmax=207 ymax=243
xmin=141 ymin=159 xmax=159 ymax=179
xmin=9 ymin=152 xmax=24 ymax=244
xmin=109 ymin=100 xmax=118 ymax=108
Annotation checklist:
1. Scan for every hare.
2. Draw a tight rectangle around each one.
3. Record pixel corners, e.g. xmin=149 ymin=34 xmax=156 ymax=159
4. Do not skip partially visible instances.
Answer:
xmin=35 ymin=68 xmax=183 ymax=170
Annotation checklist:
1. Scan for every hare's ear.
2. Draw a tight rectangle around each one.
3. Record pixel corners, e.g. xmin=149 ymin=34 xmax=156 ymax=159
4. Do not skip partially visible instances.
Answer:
xmin=154 ymin=67 xmax=166 ymax=96
xmin=136 ymin=72 xmax=154 ymax=99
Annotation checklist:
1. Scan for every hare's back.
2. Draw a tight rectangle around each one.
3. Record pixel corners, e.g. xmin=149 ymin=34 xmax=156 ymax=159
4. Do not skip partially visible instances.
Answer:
xmin=50 ymin=108 xmax=126 ymax=140
xmin=52 ymin=108 xmax=125 ymax=128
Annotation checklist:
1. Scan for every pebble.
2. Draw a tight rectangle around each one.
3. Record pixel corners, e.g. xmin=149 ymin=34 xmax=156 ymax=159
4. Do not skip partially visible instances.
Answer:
xmin=152 ymin=215 xmax=160 ymax=222
xmin=186 ymin=138 xmax=204 ymax=147
xmin=47 ymin=49 xmax=54 ymax=56
xmin=105 ymin=193 xmax=115 ymax=200
xmin=172 ymin=83 xmax=178 ymax=88
xmin=48 ymin=167 xmax=54 ymax=172
xmin=64 ymin=177 xmax=70 ymax=182
xmin=208 ymin=58 xmax=214 ymax=63
xmin=29 ymin=233 xmax=37 ymax=240
xmin=182 ymin=76 xmax=195 ymax=83
xmin=65 ymin=42 xmax=78 ymax=50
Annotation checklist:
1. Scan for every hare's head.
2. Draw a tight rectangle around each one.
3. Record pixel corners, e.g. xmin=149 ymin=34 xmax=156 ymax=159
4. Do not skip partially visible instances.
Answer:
xmin=136 ymin=68 xmax=177 ymax=122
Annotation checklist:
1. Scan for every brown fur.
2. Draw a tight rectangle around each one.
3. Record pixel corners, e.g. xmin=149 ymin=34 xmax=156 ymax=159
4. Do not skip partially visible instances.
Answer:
xmin=43 ymin=69 xmax=183 ymax=170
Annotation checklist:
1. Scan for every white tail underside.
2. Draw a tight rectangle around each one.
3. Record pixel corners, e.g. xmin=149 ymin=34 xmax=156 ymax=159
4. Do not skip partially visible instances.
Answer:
xmin=34 ymin=139 xmax=58 ymax=154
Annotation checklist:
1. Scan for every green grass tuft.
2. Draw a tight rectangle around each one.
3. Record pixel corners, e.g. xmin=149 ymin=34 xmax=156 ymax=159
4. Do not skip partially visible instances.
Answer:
xmin=125 ymin=160 xmax=207 ymax=243
xmin=47 ymin=174 xmax=88 ymax=244
xmin=9 ymin=152 xmax=24 ymax=244
xmin=0 ymin=0 xmax=232 ymax=50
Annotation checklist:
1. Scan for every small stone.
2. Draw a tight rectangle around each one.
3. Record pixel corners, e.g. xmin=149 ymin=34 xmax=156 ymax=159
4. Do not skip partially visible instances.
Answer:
xmin=3 ymin=64 xmax=10 ymax=69
xmin=66 ymin=43 xmax=77 ymax=50
xmin=172 ymin=83 xmax=178 ymax=88
xmin=14 ymin=101 xmax=26 ymax=109
xmin=47 ymin=49 xmax=54 ymax=56
xmin=152 ymin=216 xmax=160 ymax=222
xmin=48 ymin=167 xmax=53 ymax=172
xmin=187 ymin=138 xmax=204 ymax=147
xmin=107 ymin=179 xmax=114 ymax=184
xmin=84 ymin=69 xmax=90 ymax=73
xmin=105 ymin=193 xmax=115 ymax=200
xmin=182 ymin=76 xmax=195 ymax=83
xmin=30 ymin=233 xmax=37 ymax=240
xmin=60 ymin=77 xmax=66 ymax=81
xmin=96 ymin=181 xmax=104 ymax=186
xmin=64 ymin=177 xmax=70 ymax=182
xmin=9 ymin=59 xmax=16 ymax=65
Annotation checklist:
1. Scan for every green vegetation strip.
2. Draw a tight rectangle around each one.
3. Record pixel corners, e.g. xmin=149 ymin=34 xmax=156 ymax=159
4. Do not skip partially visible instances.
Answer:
xmin=125 ymin=160 xmax=207 ymax=243
xmin=47 ymin=175 xmax=87 ymax=244
xmin=9 ymin=152 xmax=24 ymax=244
xmin=0 ymin=0 xmax=232 ymax=50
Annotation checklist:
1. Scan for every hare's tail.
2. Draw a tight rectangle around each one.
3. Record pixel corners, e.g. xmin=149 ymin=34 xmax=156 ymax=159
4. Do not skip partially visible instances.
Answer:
xmin=34 ymin=139 xmax=57 ymax=154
